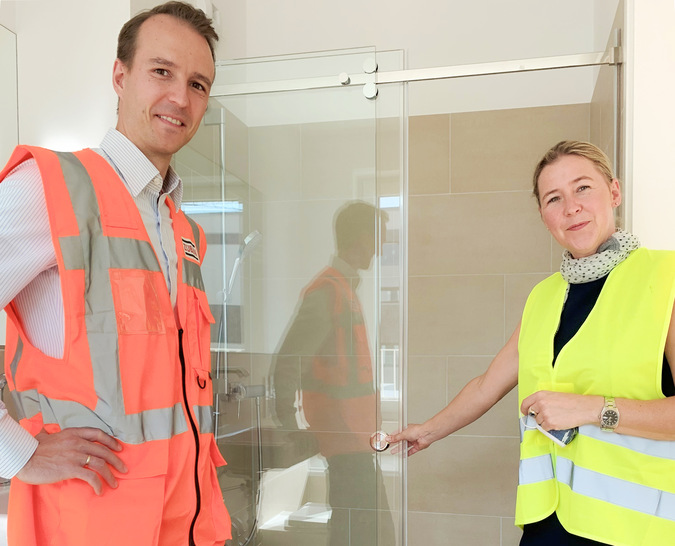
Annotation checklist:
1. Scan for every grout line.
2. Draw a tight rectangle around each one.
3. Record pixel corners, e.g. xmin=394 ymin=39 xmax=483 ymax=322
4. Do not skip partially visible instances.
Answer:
xmin=448 ymin=114 xmax=452 ymax=195
xmin=503 ymin=274 xmax=507 ymax=345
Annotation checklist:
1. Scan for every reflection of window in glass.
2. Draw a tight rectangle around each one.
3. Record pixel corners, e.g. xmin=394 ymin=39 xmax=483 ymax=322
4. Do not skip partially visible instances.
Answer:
xmin=181 ymin=201 xmax=245 ymax=348
xmin=380 ymin=346 xmax=399 ymax=401
xmin=379 ymin=196 xmax=401 ymax=402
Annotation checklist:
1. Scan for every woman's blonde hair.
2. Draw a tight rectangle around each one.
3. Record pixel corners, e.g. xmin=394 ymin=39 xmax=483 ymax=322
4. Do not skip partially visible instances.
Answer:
xmin=532 ymin=141 xmax=615 ymax=205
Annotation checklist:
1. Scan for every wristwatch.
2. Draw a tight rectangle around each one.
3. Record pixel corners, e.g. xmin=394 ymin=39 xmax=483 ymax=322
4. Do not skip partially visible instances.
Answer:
xmin=600 ymin=396 xmax=620 ymax=432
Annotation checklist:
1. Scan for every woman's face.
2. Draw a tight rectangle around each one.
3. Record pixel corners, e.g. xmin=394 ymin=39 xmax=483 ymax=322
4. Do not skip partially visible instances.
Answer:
xmin=537 ymin=154 xmax=621 ymax=259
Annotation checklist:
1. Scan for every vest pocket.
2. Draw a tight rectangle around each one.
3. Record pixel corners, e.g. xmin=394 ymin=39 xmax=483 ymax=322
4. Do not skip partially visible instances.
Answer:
xmin=110 ymin=269 xmax=166 ymax=334
xmin=111 ymin=269 xmax=176 ymax=413
xmin=186 ymin=289 xmax=216 ymax=406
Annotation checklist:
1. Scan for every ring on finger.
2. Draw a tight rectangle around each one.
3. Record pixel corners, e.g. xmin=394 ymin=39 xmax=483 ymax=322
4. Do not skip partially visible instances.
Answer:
xmin=84 ymin=454 xmax=91 ymax=467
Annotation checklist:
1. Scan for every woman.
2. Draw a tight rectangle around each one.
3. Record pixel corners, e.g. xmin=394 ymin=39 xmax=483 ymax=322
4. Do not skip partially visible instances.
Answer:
xmin=389 ymin=141 xmax=675 ymax=545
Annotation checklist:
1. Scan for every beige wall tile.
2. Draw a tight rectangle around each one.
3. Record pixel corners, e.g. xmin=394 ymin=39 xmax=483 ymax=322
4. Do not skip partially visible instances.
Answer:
xmin=378 ymin=116 xmax=404 ymax=197
xmin=408 ymin=275 xmax=504 ymax=356
xmin=550 ymin=237 xmax=565 ymax=271
xmin=450 ymin=104 xmax=590 ymax=193
xmin=407 ymin=436 xmax=519 ymax=516
xmin=409 ymin=192 xmax=550 ymax=276
xmin=409 ymin=114 xmax=450 ymax=195
xmin=407 ymin=356 xmax=447 ymax=424
xmin=407 ymin=511 xmax=501 ymax=546
xmin=249 ymin=125 xmax=304 ymax=200
xmin=224 ymin=108 xmax=250 ymax=185
xmin=301 ymin=120 xmax=377 ymax=201
xmin=502 ymin=518 xmax=523 ymax=546
xmin=446 ymin=356 xmax=519 ymax=438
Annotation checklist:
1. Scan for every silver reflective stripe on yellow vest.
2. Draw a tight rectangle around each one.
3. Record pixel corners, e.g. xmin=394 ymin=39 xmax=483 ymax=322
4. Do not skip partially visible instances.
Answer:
xmin=10 ymin=152 xmax=189 ymax=444
xmin=556 ymin=454 xmax=675 ymax=522
xmin=516 ymin=248 xmax=675 ymax=545
xmin=519 ymin=419 xmax=675 ymax=521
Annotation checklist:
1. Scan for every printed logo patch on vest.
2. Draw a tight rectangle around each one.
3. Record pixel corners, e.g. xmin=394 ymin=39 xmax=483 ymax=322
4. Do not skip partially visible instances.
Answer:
xmin=182 ymin=237 xmax=200 ymax=263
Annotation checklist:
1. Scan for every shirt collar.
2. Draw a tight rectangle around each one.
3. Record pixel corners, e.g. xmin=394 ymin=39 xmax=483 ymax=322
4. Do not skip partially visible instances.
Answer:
xmin=97 ymin=128 xmax=184 ymax=209
xmin=331 ymin=255 xmax=361 ymax=289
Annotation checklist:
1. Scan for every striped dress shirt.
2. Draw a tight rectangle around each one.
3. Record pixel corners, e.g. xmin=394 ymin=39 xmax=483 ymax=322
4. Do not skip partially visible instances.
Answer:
xmin=0 ymin=129 xmax=184 ymax=478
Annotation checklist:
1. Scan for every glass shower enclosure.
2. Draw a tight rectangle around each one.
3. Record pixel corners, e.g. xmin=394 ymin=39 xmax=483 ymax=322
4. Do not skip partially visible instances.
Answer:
xmin=174 ymin=47 xmax=407 ymax=546
xmin=174 ymin=40 xmax=621 ymax=546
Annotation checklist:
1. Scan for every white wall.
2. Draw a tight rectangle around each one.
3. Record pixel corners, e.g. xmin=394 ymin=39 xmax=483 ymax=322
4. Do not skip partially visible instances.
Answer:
xmin=237 ymin=0 xmax=595 ymax=67
xmin=0 ymin=0 xmax=130 ymax=346
xmin=0 ymin=21 xmax=17 ymax=345
xmin=625 ymin=0 xmax=675 ymax=249
xmin=0 ymin=0 xmax=15 ymax=33
xmin=217 ymin=1 xmax=613 ymax=119
xmin=0 ymin=24 xmax=17 ymax=166
xmin=14 ymin=0 xmax=129 ymax=149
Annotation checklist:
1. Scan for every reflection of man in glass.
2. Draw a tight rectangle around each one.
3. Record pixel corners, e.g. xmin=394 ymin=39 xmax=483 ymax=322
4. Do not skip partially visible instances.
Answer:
xmin=273 ymin=201 xmax=394 ymax=546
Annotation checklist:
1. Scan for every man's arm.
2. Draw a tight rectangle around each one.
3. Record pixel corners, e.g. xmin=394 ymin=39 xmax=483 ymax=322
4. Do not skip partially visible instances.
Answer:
xmin=0 ymin=159 xmax=127 ymax=493
xmin=273 ymin=287 xmax=333 ymax=428
xmin=0 ymin=402 xmax=38 ymax=479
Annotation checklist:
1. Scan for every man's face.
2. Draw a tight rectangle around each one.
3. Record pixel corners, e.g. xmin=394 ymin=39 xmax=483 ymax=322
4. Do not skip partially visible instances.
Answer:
xmin=113 ymin=14 xmax=214 ymax=174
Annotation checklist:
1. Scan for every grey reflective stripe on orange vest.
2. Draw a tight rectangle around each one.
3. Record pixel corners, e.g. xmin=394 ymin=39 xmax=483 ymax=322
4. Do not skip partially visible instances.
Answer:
xmin=182 ymin=215 xmax=205 ymax=291
xmin=8 ymin=336 xmax=23 ymax=383
xmin=13 ymin=388 xmax=187 ymax=444
xmin=183 ymin=258 xmax=206 ymax=291
xmin=194 ymin=404 xmax=214 ymax=435
xmin=11 ymin=152 xmax=188 ymax=444
xmin=185 ymin=215 xmax=201 ymax=252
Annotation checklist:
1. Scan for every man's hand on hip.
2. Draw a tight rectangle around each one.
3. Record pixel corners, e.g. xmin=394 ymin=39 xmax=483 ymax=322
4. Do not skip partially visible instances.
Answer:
xmin=16 ymin=427 xmax=128 ymax=495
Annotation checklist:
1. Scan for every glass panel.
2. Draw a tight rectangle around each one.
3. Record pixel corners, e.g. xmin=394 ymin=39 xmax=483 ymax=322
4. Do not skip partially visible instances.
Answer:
xmin=175 ymin=47 xmax=405 ymax=546
xmin=400 ymin=64 xmax=617 ymax=543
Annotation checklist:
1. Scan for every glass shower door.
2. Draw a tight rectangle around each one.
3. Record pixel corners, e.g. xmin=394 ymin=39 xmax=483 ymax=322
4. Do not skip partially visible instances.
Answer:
xmin=175 ymin=47 xmax=405 ymax=546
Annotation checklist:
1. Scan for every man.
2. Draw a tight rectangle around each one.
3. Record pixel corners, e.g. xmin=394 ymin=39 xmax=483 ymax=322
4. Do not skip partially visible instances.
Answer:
xmin=0 ymin=2 xmax=230 ymax=544
xmin=272 ymin=201 xmax=395 ymax=546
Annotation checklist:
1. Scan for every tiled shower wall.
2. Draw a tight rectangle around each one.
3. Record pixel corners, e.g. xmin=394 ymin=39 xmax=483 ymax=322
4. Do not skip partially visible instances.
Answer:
xmin=405 ymin=104 xmax=592 ymax=546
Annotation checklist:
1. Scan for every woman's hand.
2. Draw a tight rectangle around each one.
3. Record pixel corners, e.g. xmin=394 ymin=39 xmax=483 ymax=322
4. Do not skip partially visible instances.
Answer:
xmin=521 ymin=391 xmax=603 ymax=431
xmin=387 ymin=424 xmax=436 ymax=457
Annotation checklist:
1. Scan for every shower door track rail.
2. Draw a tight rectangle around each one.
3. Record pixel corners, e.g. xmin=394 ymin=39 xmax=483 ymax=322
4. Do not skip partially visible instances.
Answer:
xmin=210 ymin=50 xmax=620 ymax=97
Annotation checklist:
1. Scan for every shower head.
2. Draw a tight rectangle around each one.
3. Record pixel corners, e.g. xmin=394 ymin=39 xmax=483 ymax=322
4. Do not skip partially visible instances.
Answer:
xmin=227 ymin=230 xmax=263 ymax=297
xmin=240 ymin=230 xmax=262 ymax=259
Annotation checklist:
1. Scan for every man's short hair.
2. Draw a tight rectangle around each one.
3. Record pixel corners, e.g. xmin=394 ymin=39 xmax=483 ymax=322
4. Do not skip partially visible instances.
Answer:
xmin=334 ymin=201 xmax=388 ymax=253
xmin=117 ymin=1 xmax=219 ymax=67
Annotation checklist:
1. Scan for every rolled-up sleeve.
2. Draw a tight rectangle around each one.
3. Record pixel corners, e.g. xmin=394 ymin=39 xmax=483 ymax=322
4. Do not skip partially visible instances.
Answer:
xmin=0 ymin=401 xmax=38 ymax=479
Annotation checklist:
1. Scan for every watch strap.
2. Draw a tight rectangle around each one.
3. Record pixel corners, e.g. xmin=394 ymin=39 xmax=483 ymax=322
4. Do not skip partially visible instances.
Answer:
xmin=600 ymin=396 xmax=619 ymax=432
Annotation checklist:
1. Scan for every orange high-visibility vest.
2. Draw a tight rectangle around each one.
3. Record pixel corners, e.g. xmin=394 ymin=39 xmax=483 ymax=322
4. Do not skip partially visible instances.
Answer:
xmin=300 ymin=267 xmax=377 ymax=457
xmin=1 ymin=146 xmax=231 ymax=546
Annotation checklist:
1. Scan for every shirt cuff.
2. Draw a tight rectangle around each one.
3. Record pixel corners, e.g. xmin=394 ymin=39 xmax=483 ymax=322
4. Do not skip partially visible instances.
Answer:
xmin=0 ymin=412 xmax=38 ymax=479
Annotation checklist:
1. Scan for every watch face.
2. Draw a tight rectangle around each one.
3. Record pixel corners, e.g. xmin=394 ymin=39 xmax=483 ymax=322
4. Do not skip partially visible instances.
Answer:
xmin=602 ymin=409 xmax=619 ymax=428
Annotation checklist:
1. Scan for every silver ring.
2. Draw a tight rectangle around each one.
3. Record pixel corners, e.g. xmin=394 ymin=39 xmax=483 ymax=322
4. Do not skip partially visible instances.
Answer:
xmin=84 ymin=454 xmax=91 ymax=467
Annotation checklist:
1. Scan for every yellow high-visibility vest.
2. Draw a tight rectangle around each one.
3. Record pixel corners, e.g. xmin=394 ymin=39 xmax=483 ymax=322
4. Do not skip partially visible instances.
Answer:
xmin=517 ymin=247 xmax=675 ymax=545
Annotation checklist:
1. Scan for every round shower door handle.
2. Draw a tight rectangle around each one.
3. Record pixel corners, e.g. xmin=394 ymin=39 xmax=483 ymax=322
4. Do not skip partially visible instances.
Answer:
xmin=370 ymin=431 xmax=390 ymax=452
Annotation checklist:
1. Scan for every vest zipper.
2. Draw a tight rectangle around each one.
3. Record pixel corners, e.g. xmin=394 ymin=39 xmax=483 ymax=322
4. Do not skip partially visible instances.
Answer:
xmin=179 ymin=328 xmax=202 ymax=546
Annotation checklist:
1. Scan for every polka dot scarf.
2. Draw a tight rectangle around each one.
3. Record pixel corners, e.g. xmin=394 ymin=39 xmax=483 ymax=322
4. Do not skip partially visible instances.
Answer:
xmin=559 ymin=229 xmax=641 ymax=284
